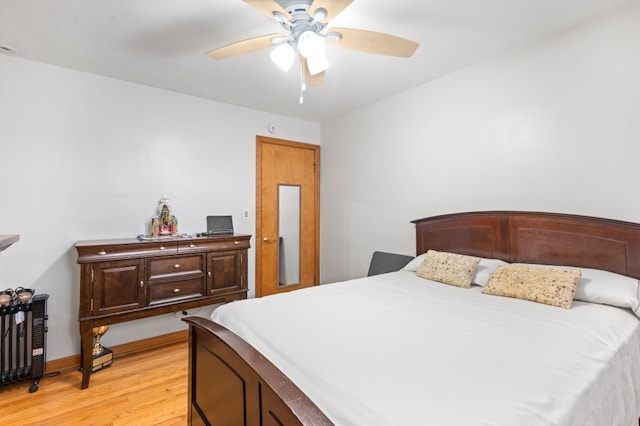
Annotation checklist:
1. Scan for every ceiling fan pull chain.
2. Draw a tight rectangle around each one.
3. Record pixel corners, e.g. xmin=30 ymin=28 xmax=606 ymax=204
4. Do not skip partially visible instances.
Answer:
xmin=299 ymin=57 xmax=307 ymax=104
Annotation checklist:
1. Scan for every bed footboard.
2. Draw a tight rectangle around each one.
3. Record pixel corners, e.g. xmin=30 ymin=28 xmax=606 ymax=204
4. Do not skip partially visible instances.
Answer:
xmin=183 ymin=316 xmax=333 ymax=426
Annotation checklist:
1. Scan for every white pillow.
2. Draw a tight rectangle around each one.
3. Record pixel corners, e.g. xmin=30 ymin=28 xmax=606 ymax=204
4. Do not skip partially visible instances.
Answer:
xmin=575 ymin=268 xmax=640 ymax=316
xmin=473 ymin=258 xmax=509 ymax=286
xmin=401 ymin=253 xmax=427 ymax=272
xmin=516 ymin=263 xmax=640 ymax=318
xmin=402 ymin=253 xmax=507 ymax=286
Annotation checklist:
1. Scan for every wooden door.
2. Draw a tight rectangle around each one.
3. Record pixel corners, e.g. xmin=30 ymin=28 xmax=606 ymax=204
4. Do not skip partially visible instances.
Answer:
xmin=256 ymin=136 xmax=320 ymax=297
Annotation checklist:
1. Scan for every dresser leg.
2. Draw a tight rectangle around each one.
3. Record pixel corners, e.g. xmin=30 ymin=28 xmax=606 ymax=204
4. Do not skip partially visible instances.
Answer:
xmin=79 ymin=321 xmax=93 ymax=389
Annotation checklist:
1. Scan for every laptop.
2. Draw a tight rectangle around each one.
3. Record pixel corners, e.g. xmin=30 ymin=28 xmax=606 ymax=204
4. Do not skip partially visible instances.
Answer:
xmin=206 ymin=215 xmax=234 ymax=235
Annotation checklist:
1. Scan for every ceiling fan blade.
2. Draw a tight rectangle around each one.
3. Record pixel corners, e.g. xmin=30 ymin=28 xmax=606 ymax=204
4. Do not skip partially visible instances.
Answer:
xmin=205 ymin=34 xmax=281 ymax=60
xmin=309 ymin=0 xmax=353 ymax=22
xmin=300 ymin=57 xmax=326 ymax=87
xmin=243 ymin=0 xmax=290 ymax=19
xmin=327 ymin=27 xmax=419 ymax=57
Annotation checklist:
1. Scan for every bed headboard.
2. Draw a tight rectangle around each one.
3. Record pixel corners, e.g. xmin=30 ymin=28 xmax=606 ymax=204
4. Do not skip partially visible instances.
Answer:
xmin=412 ymin=211 xmax=640 ymax=280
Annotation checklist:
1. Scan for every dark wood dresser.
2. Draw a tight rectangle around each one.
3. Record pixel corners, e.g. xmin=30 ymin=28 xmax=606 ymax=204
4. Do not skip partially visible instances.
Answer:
xmin=76 ymin=234 xmax=251 ymax=389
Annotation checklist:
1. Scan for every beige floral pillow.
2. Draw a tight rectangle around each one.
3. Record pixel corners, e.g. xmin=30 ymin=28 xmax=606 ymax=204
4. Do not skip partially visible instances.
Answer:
xmin=483 ymin=264 xmax=581 ymax=308
xmin=416 ymin=250 xmax=481 ymax=288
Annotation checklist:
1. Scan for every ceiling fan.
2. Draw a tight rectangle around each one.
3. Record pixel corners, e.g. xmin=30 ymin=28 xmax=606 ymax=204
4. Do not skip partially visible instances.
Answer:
xmin=206 ymin=0 xmax=419 ymax=103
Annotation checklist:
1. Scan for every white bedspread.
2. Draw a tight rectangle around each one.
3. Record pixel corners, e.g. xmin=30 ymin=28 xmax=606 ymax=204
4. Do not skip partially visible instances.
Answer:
xmin=211 ymin=271 xmax=640 ymax=425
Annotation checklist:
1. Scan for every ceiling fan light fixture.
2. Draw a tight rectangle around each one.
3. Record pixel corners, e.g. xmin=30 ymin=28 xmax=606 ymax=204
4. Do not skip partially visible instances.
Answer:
xmin=206 ymin=0 xmax=420 ymax=103
xmin=306 ymin=53 xmax=329 ymax=76
xmin=297 ymin=30 xmax=325 ymax=59
xmin=270 ymin=43 xmax=296 ymax=71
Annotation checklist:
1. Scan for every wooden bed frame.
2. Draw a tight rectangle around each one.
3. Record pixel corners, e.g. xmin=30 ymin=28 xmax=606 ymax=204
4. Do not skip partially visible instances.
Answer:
xmin=183 ymin=211 xmax=640 ymax=425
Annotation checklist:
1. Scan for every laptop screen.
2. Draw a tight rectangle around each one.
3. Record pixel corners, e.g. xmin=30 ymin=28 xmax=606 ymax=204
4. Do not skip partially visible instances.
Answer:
xmin=206 ymin=216 xmax=234 ymax=235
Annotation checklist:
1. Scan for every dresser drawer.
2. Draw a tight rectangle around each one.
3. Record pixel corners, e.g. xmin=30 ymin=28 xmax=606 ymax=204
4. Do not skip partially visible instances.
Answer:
xmin=148 ymin=255 xmax=204 ymax=280
xmin=77 ymin=241 xmax=178 ymax=262
xmin=147 ymin=277 xmax=205 ymax=305
xmin=178 ymin=238 xmax=250 ymax=253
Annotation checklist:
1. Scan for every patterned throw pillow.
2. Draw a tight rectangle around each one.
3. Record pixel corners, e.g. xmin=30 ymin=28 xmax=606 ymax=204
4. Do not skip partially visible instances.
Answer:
xmin=416 ymin=250 xmax=481 ymax=288
xmin=483 ymin=264 xmax=581 ymax=308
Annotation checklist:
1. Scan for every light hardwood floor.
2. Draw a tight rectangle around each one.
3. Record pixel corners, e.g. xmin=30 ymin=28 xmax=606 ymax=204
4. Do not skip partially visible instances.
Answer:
xmin=0 ymin=341 xmax=188 ymax=425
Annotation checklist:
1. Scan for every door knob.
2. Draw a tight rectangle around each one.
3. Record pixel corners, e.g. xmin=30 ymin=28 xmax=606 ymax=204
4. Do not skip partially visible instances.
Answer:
xmin=263 ymin=237 xmax=274 ymax=244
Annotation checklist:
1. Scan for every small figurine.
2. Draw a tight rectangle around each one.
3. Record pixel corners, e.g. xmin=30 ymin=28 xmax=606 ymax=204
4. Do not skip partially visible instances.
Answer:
xmin=151 ymin=216 xmax=160 ymax=237
xmin=170 ymin=216 xmax=178 ymax=234
xmin=153 ymin=196 xmax=178 ymax=236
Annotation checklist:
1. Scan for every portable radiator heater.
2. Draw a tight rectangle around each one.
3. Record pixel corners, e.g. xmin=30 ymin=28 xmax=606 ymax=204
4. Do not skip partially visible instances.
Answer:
xmin=0 ymin=291 xmax=48 ymax=393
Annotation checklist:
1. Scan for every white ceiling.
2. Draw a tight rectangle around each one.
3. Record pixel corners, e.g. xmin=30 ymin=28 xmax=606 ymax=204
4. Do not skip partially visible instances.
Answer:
xmin=0 ymin=0 xmax=635 ymax=123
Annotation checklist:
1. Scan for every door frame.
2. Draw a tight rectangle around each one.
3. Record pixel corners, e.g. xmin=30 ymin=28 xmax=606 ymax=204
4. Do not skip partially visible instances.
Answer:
xmin=255 ymin=135 xmax=320 ymax=297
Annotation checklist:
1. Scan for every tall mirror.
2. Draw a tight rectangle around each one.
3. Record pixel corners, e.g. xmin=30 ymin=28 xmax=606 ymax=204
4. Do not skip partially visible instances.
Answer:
xmin=278 ymin=185 xmax=300 ymax=286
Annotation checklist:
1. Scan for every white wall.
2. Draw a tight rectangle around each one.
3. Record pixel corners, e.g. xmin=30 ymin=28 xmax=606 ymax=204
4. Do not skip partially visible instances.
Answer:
xmin=0 ymin=55 xmax=320 ymax=360
xmin=320 ymin=4 xmax=640 ymax=283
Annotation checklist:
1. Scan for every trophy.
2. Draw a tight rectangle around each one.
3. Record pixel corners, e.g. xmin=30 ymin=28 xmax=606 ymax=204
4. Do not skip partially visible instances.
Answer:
xmin=91 ymin=325 xmax=113 ymax=372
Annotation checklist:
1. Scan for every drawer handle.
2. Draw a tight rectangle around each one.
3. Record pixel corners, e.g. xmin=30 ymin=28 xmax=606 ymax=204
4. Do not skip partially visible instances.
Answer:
xmin=174 ymin=264 xmax=181 ymax=269
xmin=189 ymin=243 xmax=196 ymax=248
xmin=139 ymin=281 xmax=144 ymax=288
xmin=208 ymin=272 xmax=211 ymax=277
xmin=173 ymin=288 xmax=180 ymax=293
xmin=97 ymin=250 xmax=107 ymax=255
xmin=234 ymin=241 xmax=240 ymax=245
xmin=159 ymin=245 xmax=166 ymax=250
